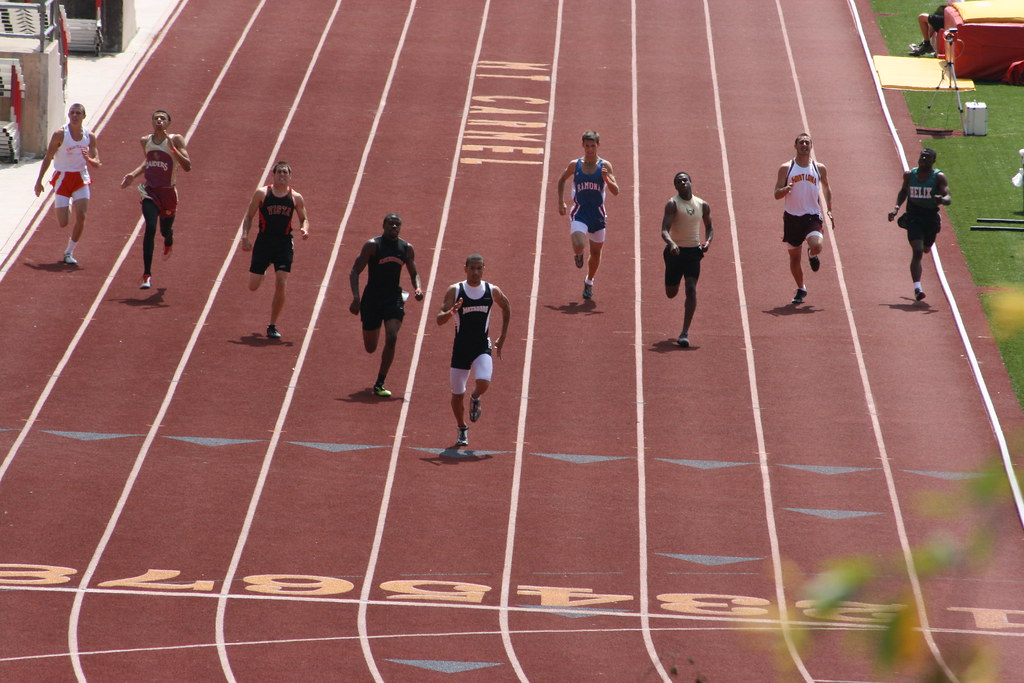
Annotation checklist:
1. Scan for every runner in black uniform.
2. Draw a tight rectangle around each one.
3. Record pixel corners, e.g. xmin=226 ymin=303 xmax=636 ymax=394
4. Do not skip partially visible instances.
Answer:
xmin=241 ymin=161 xmax=310 ymax=339
xmin=436 ymin=254 xmax=511 ymax=447
xmin=349 ymin=213 xmax=424 ymax=397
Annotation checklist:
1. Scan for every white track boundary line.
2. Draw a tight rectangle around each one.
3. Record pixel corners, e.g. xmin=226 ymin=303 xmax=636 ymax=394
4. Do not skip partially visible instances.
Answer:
xmin=0 ymin=0 xmax=189 ymax=281
xmin=64 ymin=3 xmax=273 ymax=680
xmin=629 ymin=0 xmax=670 ymax=680
xmin=209 ymin=1 xmax=347 ymax=680
xmin=773 ymin=0 xmax=958 ymax=679
xmin=844 ymin=0 xmax=1024 ymax=535
xmin=701 ymin=0 xmax=813 ymax=679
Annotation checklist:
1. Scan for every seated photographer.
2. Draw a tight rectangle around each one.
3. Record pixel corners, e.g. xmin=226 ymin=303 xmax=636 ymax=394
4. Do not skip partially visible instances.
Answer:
xmin=908 ymin=4 xmax=946 ymax=56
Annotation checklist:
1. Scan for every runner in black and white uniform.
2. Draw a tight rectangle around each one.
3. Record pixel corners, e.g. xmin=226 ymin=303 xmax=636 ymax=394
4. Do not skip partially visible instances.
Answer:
xmin=436 ymin=254 xmax=511 ymax=447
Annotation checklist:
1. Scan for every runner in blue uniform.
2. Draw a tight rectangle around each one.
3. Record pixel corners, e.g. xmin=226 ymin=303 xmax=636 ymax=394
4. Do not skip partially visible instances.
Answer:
xmin=887 ymin=148 xmax=951 ymax=302
xmin=555 ymin=130 xmax=619 ymax=300
xmin=350 ymin=213 xmax=424 ymax=397
xmin=436 ymin=254 xmax=511 ymax=447
xmin=241 ymin=161 xmax=310 ymax=339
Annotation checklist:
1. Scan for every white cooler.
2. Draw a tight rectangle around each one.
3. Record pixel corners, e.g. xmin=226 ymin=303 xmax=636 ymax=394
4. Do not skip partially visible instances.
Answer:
xmin=965 ymin=101 xmax=988 ymax=136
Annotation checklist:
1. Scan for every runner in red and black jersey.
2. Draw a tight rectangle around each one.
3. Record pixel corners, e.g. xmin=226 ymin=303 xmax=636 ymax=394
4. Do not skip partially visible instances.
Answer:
xmin=241 ymin=161 xmax=310 ymax=340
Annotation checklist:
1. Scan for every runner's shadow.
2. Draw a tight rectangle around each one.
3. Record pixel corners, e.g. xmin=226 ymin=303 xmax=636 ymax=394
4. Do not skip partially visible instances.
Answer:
xmin=649 ymin=338 xmax=698 ymax=353
xmin=764 ymin=304 xmax=819 ymax=317
xmin=421 ymin=449 xmax=493 ymax=466
xmin=23 ymin=261 xmax=79 ymax=273
xmin=545 ymin=300 xmax=602 ymax=315
xmin=882 ymin=299 xmax=937 ymax=313
xmin=110 ymin=288 xmax=169 ymax=308
xmin=335 ymin=389 xmax=395 ymax=404
xmin=228 ymin=333 xmax=295 ymax=347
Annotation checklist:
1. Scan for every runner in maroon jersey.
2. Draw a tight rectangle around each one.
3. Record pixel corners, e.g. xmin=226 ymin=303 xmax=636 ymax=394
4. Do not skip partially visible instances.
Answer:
xmin=120 ymin=109 xmax=192 ymax=289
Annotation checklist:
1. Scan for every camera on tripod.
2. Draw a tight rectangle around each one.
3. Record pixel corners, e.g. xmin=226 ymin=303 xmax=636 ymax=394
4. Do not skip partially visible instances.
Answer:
xmin=945 ymin=27 xmax=958 ymax=43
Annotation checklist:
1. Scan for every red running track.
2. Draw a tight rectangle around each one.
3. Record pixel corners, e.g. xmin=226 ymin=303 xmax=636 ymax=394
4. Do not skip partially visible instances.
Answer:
xmin=1 ymin=0 xmax=1022 ymax=680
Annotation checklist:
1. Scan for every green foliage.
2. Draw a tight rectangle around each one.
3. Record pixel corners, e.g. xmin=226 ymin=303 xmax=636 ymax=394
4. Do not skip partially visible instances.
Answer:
xmin=871 ymin=0 xmax=1024 ymax=405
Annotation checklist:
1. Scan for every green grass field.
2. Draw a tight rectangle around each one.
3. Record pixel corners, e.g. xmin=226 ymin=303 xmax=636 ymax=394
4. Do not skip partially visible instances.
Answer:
xmin=870 ymin=1 xmax=1024 ymax=407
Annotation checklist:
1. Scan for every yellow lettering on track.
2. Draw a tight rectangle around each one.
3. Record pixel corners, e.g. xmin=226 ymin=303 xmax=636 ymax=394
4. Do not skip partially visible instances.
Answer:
xmin=244 ymin=574 xmax=355 ymax=596
xmin=517 ymin=585 xmax=633 ymax=608
xmin=948 ymin=607 xmax=1024 ymax=630
xmin=658 ymin=593 xmax=772 ymax=617
xmin=379 ymin=580 xmax=490 ymax=603
xmin=98 ymin=569 xmax=215 ymax=592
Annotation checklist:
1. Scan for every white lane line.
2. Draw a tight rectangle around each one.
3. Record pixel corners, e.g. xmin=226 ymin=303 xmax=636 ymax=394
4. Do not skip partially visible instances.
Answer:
xmin=701 ymin=0 xmax=814 ymax=679
xmin=0 ymin=0 xmax=189 ymax=280
xmin=352 ymin=1 xmax=529 ymax=681
xmin=773 ymin=0 xmax=957 ymax=679
xmin=61 ymin=3 xmax=275 ymax=680
xmin=843 ymin=0 xmax=1024 ymax=535
xmin=495 ymin=0 xmax=562 ymax=678
xmin=629 ymin=0 xmax=671 ymax=680
xmin=0 ymin=0 xmax=190 ymax=484
xmin=208 ymin=1 xmax=349 ymax=680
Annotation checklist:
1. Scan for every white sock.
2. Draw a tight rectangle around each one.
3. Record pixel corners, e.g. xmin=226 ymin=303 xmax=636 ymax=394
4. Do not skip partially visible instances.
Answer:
xmin=66 ymin=239 xmax=77 ymax=254
xmin=585 ymin=278 xmax=594 ymax=286
xmin=914 ymin=281 xmax=922 ymax=291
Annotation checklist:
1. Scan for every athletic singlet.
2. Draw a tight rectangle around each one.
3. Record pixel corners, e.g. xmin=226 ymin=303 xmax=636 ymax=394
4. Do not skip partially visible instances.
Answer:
xmin=143 ymin=135 xmax=177 ymax=188
xmin=907 ymin=166 xmax=941 ymax=214
xmin=53 ymin=125 xmax=91 ymax=177
xmin=258 ymin=186 xmax=295 ymax=237
xmin=667 ymin=194 xmax=705 ymax=248
xmin=452 ymin=281 xmax=493 ymax=361
xmin=570 ymin=158 xmax=606 ymax=227
xmin=784 ymin=159 xmax=821 ymax=217
xmin=365 ymin=236 xmax=409 ymax=296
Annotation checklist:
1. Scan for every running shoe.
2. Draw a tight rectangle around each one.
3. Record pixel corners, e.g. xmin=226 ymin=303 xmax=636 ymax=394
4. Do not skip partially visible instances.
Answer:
xmin=456 ymin=426 xmax=469 ymax=447
xmin=140 ymin=274 xmax=152 ymax=289
xmin=791 ymin=288 xmax=806 ymax=305
xmin=915 ymin=289 xmax=926 ymax=301
xmin=163 ymin=244 xmax=173 ymax=261
xmin=583 ymin=283 xmax=593 ymax=300
xmin=63 ymin=252 xmax=78 ymax=265
xmin=574 ymin=253 xmax=584 ymax=268
xmin=809 ymin=252 xmax=820 ymax=272
xmin=373 ymin=384 xmax=392 ymax=397
xmin=469 ymin=396 xmax=482 ymax=422
xmin=267 ymin=324 xmax=282 ymax=339
xmin=677 ymin=333 xmax=689 ymax=348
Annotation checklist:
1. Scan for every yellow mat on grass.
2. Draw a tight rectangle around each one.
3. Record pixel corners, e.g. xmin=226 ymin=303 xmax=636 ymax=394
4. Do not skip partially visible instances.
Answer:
xmin=872 ymin=55 xmax=976 ymax=91
xmin=952 ymin=0 xmax=1024 ymax=24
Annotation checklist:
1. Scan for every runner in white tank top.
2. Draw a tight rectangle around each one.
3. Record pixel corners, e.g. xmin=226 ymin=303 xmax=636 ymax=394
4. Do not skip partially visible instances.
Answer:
xmin=33 ymin=102 xmax=102 ymax=265
xmin=774 ymin=133 xmax=833 ymax=305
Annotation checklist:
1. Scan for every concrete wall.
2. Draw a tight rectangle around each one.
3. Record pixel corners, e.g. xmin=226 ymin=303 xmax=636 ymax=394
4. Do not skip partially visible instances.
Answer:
xmin=64 ymin=0 xmax=136 ymax=52
xmin=0 ymin=40 xmax=63 ymax=156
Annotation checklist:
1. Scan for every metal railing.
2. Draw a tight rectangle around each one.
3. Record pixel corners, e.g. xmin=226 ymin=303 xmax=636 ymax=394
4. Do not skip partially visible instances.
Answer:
xmin=0 ymin=0 xmax=58 ymax=52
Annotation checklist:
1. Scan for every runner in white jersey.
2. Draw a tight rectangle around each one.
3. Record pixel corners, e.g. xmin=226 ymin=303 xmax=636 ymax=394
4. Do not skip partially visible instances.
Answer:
xmin=774 ymin=133 xmax=833 ymax=305
xmin=33 ymin=103 xmax=102 ymax=265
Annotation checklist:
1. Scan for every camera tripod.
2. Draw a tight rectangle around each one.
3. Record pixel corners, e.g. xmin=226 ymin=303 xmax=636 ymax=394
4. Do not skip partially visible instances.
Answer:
xmin=921 ymin=29 xmax=965 ymax=134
